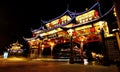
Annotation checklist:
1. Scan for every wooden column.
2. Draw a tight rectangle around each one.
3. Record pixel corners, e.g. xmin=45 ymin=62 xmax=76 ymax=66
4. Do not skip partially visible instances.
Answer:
xmin=114 ymin=0 xmax=120 ymax=50
xmin=114 ymin=0 xmax=120 ymax=31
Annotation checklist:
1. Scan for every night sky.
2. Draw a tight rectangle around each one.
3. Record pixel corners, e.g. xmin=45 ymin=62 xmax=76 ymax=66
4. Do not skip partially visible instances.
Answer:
xmin=0 ymin=0 xmax=113 ymax=53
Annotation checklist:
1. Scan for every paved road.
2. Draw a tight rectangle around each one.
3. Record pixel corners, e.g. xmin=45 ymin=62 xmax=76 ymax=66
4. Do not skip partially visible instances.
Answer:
xmin=0 ymin=57 xmax=119 ymax=72
xmin=0 ymin=60 xmax=119 ymax=72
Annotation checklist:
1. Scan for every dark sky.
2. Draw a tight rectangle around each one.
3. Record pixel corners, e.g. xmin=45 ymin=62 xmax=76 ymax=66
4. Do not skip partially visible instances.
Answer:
xmin=0 ymin=0 xmax=113 ymax=51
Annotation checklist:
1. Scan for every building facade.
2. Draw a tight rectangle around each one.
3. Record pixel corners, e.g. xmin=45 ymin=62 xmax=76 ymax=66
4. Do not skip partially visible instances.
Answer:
xmin=24 ymin=2 xmax=120 ymax=63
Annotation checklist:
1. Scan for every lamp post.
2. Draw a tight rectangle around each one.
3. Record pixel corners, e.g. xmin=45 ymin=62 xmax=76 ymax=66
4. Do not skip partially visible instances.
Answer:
xmin=67 ymin=29 xmax=74 ymax=64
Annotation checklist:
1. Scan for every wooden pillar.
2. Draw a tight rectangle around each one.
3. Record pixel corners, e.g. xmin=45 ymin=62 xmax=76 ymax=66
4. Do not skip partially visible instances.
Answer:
xmin=114 ymin=0 xmax=120 ymax=32
xmin=114 ymin=0 xmax=120 ymax=50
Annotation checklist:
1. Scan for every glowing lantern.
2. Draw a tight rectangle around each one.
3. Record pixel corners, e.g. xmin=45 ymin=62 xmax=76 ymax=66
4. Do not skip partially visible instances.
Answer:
xmin=90 ymin=27 xmax=95 ymax=33
xmin=72 ymin=31 xmax=76 ymax=36
xmin=94 ymin=11 xmax=99 ymax=17
xmin=33 ymin=34 xmax=36 ymax=37
xmin=49 ymin=23 xmax=54 ymax=28
xmin=58 ymin=18 xmax=62 ymax=24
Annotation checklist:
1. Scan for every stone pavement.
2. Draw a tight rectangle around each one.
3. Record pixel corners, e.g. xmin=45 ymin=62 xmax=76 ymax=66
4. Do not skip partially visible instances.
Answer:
xmin=0 ymin=57 xmax=119 ymax=72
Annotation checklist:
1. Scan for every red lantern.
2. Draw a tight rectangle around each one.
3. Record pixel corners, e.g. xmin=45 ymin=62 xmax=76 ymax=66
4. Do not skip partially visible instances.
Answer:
xmin=49 ymin=23 xmax=54 ymax=27
xmin=95 ymin=11 xmax=99 ymax=17
xmin=72 ymin=31 xmax=76 ymax=36
xmin=90 ymin=27 xmax=95 ymax=33
xmin=33 ymin=34 xmax=36 ymax=37
xmin=58 ymin=18 xmax=62 ymax=24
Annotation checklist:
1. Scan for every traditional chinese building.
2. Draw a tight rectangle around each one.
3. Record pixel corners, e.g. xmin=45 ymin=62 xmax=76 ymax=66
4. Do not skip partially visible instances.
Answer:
xmin=24 ymin=2 xmax=120 ymax=62
xmin=7 ymin=41 xmax=24 ymax=56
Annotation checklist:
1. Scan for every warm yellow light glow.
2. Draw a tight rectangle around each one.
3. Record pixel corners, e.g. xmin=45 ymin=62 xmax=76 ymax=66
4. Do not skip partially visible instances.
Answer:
xmin=31 ymin=39 xmax=36 ymax=42
xmin=7 ymin=57 xmax=27 ymax=61
xmin=41 ymin=44 xmax=45 ymax=48
xmin=103 ymin=22 xmax=109 ymax=33
xmin=105 ymin=33 xmax=115 ymax=37
xmin=113 ymin=8 xmax=117 ymax=17
xmin=49 ymin=42 xmax=55 ymax=48
xmin=76 ymin=10 xmax=99 ymax=24
xmin=61 ymin=15 xmax=71 ymax=21
xmin=34 ymin=30 xmax=43 ymax=34
xmin=91 ymin=52 xmax=96 ymax=58
xmin=93 ymin=21 xmax=115 ymax=37
xmin=28 ymin=39 xmax=39 ymax=48
xmin=51 ymin=19 xmax=59 ymax=24
xmin=40 ymin=33 xmax=47 ymax=37
xmin=11 ymin=46 xmax=21 ymax=50
xmin=56 ymin=28 xmax=63 ymax=31
xmin=63 ymin=23 xmax=74 ymax=28
xmin=47 ymin=29 xmax=57 ymax=34
xmin=45 ymin=15 xmax=71 ymax=28
xmin=75 ymin=25 xmax=92 ymax=30
xmin=67 ymin=29 xmax=74 ymax=36
xmin=40 ymin=28 xmax=62 ymax=36
xmin=76 ymin=10 xmax=96 ymax=22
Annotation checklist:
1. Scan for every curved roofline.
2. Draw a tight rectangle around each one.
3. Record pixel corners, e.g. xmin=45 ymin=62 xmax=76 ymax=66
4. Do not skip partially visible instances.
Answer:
xmin=31 ymin=2 xmax=100 ymax=33
xmin=31 ymin=26 xmax=45 ymax=33
xmin=41 ymin=9 xmax=75 ymax=24
xmin=39 ymin=15 xmax=76 ymax=34
xmin=75 ymin=2 xmax=99 ymax=15
xmin=41 ymin=2 xmax=100 ymax=24
xmin=69 ymin=4 xmax=114 ymax=28
xmin=23 ymin=37 xmax=36 ymax=41
xmin=24 ymin=2 xmax=114 ymax=41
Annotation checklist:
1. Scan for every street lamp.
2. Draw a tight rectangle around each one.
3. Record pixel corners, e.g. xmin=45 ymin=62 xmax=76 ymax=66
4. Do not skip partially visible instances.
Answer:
xmin=67 ymin=29 xmax=74 ymax=64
